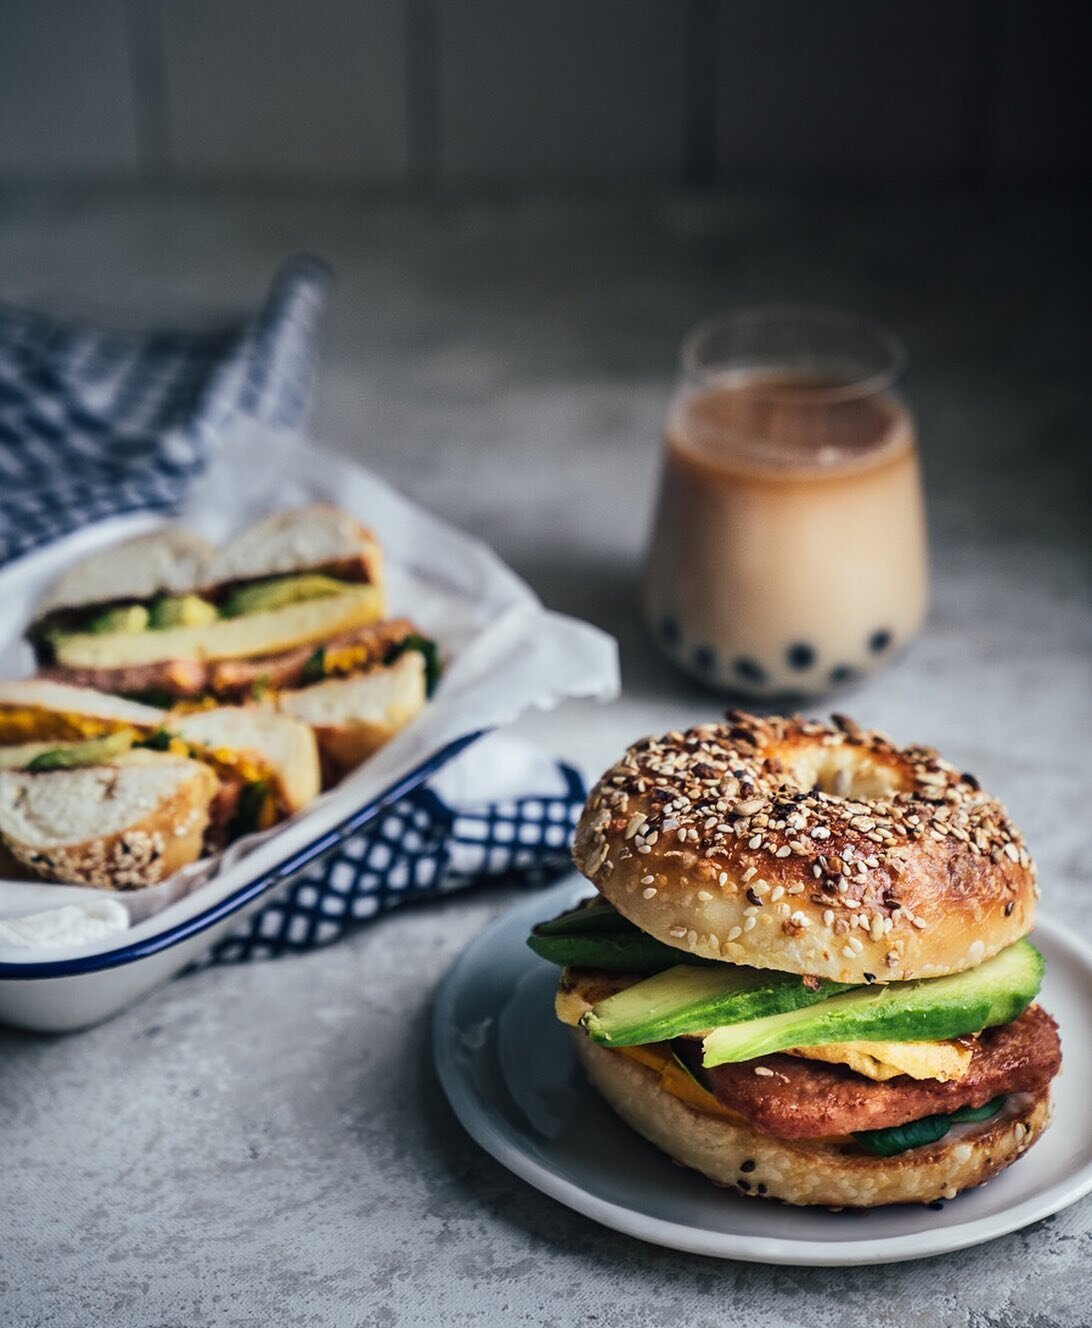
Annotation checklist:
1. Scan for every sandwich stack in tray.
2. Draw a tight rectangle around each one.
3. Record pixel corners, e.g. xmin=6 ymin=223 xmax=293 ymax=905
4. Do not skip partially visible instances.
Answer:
xmin=0 ymin=507 xmax=438 ymax=892
xmin=529 ymin=713 xmax=1062 ymax=1209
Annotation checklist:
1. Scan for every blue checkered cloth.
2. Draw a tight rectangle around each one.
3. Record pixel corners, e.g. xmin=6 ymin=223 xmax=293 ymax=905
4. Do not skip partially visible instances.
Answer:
xmin=207 ymin=750 xmax=585 ymax=964
xmin=0 ymin=257 xmax=330 ymax=566
xmin=0 ymin=260 xmax=585 ymax=960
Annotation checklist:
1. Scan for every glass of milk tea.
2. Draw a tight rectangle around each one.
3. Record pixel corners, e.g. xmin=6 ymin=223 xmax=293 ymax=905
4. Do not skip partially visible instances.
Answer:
xmin=643 ymin=306 xmax=928 ymax=697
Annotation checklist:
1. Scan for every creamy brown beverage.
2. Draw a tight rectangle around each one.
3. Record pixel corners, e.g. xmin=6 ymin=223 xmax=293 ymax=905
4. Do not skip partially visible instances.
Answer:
xmin=644 ymin=362 xmax=928 ymax=696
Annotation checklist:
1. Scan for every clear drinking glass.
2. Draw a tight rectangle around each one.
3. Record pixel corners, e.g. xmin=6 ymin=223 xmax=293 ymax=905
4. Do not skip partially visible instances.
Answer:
xmin=643 ymin=306 xmax=928 ymax=698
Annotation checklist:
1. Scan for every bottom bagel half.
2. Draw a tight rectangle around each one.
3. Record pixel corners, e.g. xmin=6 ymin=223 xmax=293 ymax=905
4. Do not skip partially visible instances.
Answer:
xmin=574 ymin=1034 xmax=1051 ymax=1209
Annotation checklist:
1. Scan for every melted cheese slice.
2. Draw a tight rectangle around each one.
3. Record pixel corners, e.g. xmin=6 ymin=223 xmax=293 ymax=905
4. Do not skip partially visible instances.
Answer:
xmin=787 ymin=1040 xmax=972 ymax=1082
xmin=554 ymin=970 xmax=634 ymax=1027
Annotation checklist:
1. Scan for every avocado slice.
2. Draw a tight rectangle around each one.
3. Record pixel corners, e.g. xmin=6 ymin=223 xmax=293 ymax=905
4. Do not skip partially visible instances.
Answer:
xmin=534 ymin=900 xmax=638 ymax=936
xmin=148 ymin=593 xmax=219 ymax=629
xmin=85 ymin=604 xmax=149 ymax=635
xmin=702 ymin=939 xmax=1044 ymax=1068
xmin=581 ymin=964 xmax=851 ymax=1046
xmin=528 ymin=932 xmax=698 ymax=974
xmin=528 ymin=901 xmax=700 ymax=973
xmin=24 ymin=730 xmax=135 ymax=771
xmin=220 ymin=574 xmax=350 ymax=618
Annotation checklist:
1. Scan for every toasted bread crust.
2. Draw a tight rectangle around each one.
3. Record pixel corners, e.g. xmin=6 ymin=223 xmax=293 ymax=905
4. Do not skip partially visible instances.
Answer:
xmin=576 ymin=1036 xmax=1051 ymax=1208
xmin=574 ymin=713 xmax=1038 ymax=982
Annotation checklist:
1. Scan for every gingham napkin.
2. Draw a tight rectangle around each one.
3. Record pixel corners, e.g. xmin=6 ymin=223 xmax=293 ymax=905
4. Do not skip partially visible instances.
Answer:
xmin=0 ymin=260 xmax=585 ymax=958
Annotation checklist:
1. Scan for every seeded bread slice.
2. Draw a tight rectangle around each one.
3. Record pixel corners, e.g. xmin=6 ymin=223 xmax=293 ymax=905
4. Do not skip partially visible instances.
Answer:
xmin=0 ymin=753 xmax=219 ymax=890
xmin=275 ymin=651 xmax=426 ymax=776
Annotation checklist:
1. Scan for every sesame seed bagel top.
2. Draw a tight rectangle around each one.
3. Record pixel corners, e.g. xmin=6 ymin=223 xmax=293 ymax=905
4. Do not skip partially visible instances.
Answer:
xmin=573 ymin=712 xmax=1038 ymax=984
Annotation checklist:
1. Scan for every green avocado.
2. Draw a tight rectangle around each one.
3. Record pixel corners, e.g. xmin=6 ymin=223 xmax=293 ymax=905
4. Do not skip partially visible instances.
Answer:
xmin=581 ymin=964 xmax=851 ymax=1046
xmin=220 ymin=574 xmax=350 ymax=618
xmin=148 ymin=593 xmax=219 ymax=629
xmin=533 ymin=901 xmax=640 ymax=937
xmin=528 ymin=931 xmax=698 ymax=974
xmin=528 ymin=901 xmax=700 ymax=973
xmin=25 ymin=730 xmax=135 ymax=771
xmin=701 ymin=939 xmax=1044 ymax=1068
xmin=85 ymin=604 xmax=149 ymax=635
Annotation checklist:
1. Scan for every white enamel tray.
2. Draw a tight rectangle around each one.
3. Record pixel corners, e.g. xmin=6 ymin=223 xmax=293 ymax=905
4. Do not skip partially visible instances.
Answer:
xmin=0 ymin=427 xmax=618 ymax=1030
xmin=433 ymin=876 xmax=1092 ymax=1266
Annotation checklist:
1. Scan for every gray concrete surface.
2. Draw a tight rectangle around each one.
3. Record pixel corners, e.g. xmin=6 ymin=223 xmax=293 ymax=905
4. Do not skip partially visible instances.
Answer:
xmin=0 ymin=187 xmax=1089 ymax=1327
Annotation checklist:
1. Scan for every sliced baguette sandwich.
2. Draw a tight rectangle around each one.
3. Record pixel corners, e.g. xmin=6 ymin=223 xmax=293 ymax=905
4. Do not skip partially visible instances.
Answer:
xmin=0 ymin=681 xmax=321 ymax=887
xmin=30 ymin=506 xmax=387 ymax=700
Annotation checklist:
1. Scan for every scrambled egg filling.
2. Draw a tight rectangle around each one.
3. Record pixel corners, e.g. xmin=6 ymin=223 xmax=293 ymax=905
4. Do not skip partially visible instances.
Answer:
xmin=0 ymin=705 xmax=122 ymax=744
xmin=0 ymin=705 xmax=279 ymax=824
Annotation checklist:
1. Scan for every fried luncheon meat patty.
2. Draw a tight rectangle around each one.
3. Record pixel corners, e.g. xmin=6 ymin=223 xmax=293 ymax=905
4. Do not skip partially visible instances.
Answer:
xmin=691 ymin=1004 xmax=1061 ymax=1139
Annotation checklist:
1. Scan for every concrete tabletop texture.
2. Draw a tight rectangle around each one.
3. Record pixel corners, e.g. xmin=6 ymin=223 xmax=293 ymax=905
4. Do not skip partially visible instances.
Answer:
xmin=0 ymin=187 xmax=1089 ymax=1328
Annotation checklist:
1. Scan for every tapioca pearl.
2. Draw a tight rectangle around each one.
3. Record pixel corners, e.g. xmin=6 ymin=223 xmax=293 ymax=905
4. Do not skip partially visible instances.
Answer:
xmin=692 ymin=644 xmax=717 ymax=673
xmin=868 ymin=628 xmax=892 ymax=654
xmin=786 ymin=642 xmax=816 ymax=671
xmin=659 ymin=616 xmax=681 ymax=647
xmin=734 ymin=657 xmax=767 ymax=686
xmin=829 ymin=665 xmax=859 ymax=686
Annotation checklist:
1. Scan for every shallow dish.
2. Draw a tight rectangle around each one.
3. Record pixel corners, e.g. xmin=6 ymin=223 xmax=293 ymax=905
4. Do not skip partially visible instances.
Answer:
xmin=0 ymin=427 xmax=618 ymax=1030
xmin=433 ymin=876 xmax=1092 ymax=1266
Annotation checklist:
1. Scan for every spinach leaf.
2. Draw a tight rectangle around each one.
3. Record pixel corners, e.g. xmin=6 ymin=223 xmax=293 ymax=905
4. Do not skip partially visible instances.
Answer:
xmin=388 ymin=634 xmax=442 ymax=696
xmin=853 ymin=1113 xmax=952 ymax=1157
xmin=854 ymin=1095 xmax=1006 ymax=1156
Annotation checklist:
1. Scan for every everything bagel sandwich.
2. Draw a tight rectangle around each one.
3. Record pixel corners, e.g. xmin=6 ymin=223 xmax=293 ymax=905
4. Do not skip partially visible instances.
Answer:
xmin=28 ymin=505 xmax=436 ymax=773
xmin=529 ymin=712 xmax=1061 ymax=1208
xmin=0 ymin=680 xmax=320 ymax=888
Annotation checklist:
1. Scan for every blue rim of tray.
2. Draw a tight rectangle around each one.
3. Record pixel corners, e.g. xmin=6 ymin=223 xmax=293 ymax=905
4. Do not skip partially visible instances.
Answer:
xmin=0 ymin=730 xmax=486 ymax=981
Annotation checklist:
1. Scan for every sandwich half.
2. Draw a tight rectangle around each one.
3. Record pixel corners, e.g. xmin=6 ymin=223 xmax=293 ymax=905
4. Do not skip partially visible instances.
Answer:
xmin=30 ymin=506 xmax=387 ymax=701
xmin=30 ymin=506 xmax=435 ymax=773
xmin=0 ymin=680 xmax=320 ymax=887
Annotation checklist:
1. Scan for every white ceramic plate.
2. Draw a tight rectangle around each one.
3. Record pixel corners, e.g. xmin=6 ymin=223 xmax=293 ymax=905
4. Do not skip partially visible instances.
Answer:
xmin=433 ymin=876 xmax=1092 ymax=1265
